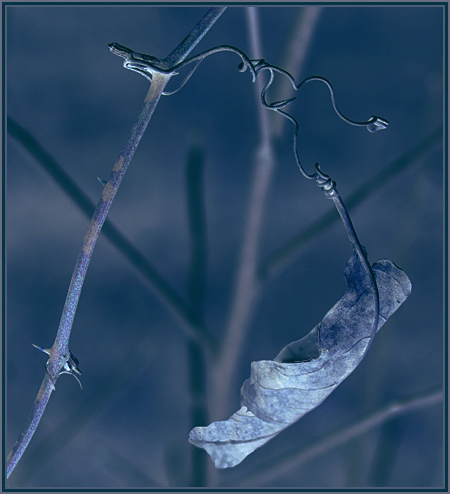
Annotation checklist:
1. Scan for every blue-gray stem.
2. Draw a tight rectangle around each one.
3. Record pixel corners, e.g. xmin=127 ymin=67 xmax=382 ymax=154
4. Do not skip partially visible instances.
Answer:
xmin=310 ymin=165 xmax=379 ymax=361
xmin=326 ymin=184 xmax=380 ymax=360
xmin=7 ymin=73 xmax=169 ymax=480
xmin=7 ymin=116 xmax=216 ymax=355
xmin=48 ymin=73 xmax=169 ymax=377
xmin=164 ymin=7 xmax=226 ymax=66
xmin=6 ymin=7 xmax=226 ymax=479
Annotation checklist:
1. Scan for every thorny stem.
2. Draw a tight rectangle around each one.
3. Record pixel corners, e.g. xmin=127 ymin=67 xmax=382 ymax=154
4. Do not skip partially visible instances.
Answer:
xmin=49 ymin=73 xmax=170 ymax=375
xmin=6 ymin=7 xmax=226 ymax=479
xmin=7 ymin=72 xmax=170 ymax=480
xmin=7 ymin=117 xmax=215 ymax=355
xmin=14 ymin=337 xmax=163 ymax=486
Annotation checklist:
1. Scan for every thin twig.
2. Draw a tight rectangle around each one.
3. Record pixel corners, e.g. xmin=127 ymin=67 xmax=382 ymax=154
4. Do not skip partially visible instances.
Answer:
xmin=164 ymin=7 xmax=226 ymax=67
xmin=210 ymin=6 xmax=276 ymax=421
xmin=7 ymin=117 xmax=215 ymax=354
xmin=272 ymin=6 xmax=323 ymax=138
xmin=7 ymin=72 xmax=170 ymax=480
xmin=185 ymin=144 xmax=209 ymax=487
xmin=6 ymin=7 xmax=227 ymax=478
xmin=238 ymin=388 xmax=443 ymax=487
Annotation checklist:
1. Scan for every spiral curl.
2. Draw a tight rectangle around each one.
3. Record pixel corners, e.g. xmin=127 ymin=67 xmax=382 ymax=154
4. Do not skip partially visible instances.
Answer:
xmin=109 ymin=42 xmax=388 ymax=193
xmin=109 ymin=40 xmax=382 ymax=371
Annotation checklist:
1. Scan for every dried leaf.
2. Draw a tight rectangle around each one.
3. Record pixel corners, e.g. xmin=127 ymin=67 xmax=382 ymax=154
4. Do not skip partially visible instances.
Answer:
xmin=189 ymin=251 xmax=411 ymax=468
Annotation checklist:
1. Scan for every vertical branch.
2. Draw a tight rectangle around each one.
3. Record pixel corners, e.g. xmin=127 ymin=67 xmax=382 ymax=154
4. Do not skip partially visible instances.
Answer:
xmin=6 ymin=72 xmax=171 ymax=480
xmin=185 ymin=143 xmax=208 ymax=487
xmin=210 ymin=7 xmax=323 ymax=421
xmin=211 ymin=7 xmax=275 ymax=419
xmin=366 ymin=418 xmax=403 ymax=485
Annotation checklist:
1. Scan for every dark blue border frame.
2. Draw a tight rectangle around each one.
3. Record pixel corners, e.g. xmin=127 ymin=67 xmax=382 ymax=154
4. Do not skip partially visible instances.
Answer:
xmin=2 ymin=2 xmax=448 ymax=492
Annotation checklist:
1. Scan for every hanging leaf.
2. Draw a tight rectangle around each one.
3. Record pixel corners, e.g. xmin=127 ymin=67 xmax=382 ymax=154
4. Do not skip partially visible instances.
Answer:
xmin=189 ymin=251 xmax=411 ymax=468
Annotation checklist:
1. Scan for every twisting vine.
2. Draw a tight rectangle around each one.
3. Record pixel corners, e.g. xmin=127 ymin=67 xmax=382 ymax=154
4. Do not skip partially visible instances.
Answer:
xmin=109 ymin=41 xmax=386 ymax=362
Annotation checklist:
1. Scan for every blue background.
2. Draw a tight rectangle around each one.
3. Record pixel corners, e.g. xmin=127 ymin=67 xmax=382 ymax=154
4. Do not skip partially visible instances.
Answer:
xmin=5 ymin=4 xmax=445 ymax=488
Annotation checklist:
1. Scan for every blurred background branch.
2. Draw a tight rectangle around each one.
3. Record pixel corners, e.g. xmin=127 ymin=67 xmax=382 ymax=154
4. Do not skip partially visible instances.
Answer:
xmin=239 ymin=388 xmax=443 ymax=487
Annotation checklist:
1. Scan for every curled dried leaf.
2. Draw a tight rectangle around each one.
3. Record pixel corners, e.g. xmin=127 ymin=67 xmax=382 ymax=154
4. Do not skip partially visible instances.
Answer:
xmin=189 ymin=252 xmax=411 ymax=468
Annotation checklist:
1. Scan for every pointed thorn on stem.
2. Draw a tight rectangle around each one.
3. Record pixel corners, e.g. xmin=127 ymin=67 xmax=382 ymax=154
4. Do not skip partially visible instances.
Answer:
xmin=97 ymin=177 xmax=108 ymax=187
xmin=31 ymin=343 xmax=51 ymax=356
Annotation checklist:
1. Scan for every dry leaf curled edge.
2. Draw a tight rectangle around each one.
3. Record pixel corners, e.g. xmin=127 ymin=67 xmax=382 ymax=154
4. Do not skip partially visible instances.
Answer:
xmin=189 ymin=252 xmax=411 ymax=468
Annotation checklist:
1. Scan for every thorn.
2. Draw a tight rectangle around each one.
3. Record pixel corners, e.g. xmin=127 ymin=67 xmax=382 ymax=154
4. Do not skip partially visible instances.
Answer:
xmin=97 ymin=177 xmax=108 ymax=187
xmin=32 ymin=343 xmax=51 ymax=356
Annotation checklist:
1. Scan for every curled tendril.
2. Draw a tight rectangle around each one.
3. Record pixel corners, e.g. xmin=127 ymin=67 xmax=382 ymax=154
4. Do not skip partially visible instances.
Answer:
xmin=243 ymin=60 xmax=389 ymax=181
xmin=244 ymin=57 xmax=381 ymax=359
xmin=109 ymin=42 xmax=388 ymax=184
xmin=313 ymin=164 xmax=337 ymax=198
xmin=109 ymin=41 xmax=381 ymax=374
xmin=108 ymin=43 xmax=258 ymax=95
